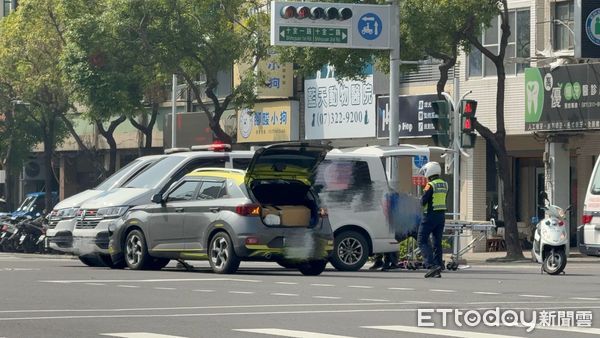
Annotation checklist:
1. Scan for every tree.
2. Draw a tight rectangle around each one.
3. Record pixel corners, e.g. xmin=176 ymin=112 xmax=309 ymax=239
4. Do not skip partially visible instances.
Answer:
xmin=0 ymin=0 xmax=71 ymax=212
xmin=0 ymin=85 xmax=40 ymax=210
xmin=61 ymin=0 xmax=153 ymax=175
xmin=460 ymin=0 xmax=524 ymax=259
xmin=106 ymin=0 xmax=270 ymax=144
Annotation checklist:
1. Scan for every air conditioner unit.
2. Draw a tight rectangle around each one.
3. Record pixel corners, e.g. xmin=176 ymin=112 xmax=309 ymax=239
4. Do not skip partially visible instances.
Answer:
xmin=23 ymin=158 xmax=44 ymax=181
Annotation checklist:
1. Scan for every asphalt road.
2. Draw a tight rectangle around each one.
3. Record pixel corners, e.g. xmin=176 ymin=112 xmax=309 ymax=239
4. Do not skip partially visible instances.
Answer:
xmin=1 ymin=253 xmax=599 ymax=338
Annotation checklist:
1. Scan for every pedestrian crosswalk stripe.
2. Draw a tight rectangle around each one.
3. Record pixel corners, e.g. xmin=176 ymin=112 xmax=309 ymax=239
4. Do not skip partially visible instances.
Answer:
xmin=362 ymin=325 xmax=525 ymax=338
xmin=233 ymin=328 xmax=355 ymax=338
xmin=535 ymin=326 xmax=600 ymax=335
xmin=101 ymin=333 xmax=187 ymax=338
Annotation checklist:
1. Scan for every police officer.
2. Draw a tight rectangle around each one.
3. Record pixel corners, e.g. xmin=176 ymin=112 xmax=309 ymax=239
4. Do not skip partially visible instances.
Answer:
xmin=418 ymin=162 xmax=448 ymax=278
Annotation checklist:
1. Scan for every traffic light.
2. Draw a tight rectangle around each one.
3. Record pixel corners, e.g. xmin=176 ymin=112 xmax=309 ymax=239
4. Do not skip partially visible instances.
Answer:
xmin=460 ymin=99 xmax=477 ymax=148
xmin=431 ymin=100 xmax=451 ymax=147
xmin=279 ymin=5 xmax=353 ymax=21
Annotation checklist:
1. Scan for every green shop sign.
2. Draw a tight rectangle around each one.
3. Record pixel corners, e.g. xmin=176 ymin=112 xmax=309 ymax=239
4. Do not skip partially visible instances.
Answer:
xmin=524 ymin=64 xmax=600 ymax=131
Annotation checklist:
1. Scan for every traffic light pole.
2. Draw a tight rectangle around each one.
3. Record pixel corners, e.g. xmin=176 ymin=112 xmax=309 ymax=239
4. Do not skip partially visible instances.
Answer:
xmin=388 ymin=0 xmax=400 ymax=183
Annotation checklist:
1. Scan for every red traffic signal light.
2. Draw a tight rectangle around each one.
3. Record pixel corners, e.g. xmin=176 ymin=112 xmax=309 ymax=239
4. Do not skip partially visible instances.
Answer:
xmin=296 ymin=6 xmax=310 ymax=19
xmin=461 ymin=99 xmax=477 ymax=117
xmin=463 ymin=118 xmax=473 ymax=131
xmin=281 ymin=6 xmax=296 ymax=19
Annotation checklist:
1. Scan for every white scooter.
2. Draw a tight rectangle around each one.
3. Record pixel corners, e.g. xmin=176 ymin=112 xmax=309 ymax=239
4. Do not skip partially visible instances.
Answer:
xmin=532 ymin=192 xmax=571 ymax=275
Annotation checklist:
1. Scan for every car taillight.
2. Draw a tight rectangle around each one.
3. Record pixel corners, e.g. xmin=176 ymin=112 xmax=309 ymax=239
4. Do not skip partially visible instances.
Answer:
xmin=582 ymin=214 xmax=593 ymax=225
xmin=245 ymin=236 xmax=259 ymax=245
xmin=558 ymin=220 xmax=564 ymax=226
xmin=318 ymin=208 xmax=328 ymax=218
xmin=236 ymin=204 xmax=261 ymax=216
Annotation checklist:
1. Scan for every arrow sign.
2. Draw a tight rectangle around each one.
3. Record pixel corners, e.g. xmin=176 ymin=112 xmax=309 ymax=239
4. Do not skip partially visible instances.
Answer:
xmin=279 ymin=26 xmax=348 ymax=44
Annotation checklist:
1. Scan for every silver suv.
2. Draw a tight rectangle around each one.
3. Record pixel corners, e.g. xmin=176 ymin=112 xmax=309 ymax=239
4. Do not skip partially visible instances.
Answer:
xmin=71 ymin=149 xmax=254 ymax=267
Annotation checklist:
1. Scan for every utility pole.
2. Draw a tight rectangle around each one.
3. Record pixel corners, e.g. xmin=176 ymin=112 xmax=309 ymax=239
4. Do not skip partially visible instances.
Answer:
xmin=171 ymin=74 xmax=177 ymax=149
xmin=388 ymin=0 xmax=400 ymax=183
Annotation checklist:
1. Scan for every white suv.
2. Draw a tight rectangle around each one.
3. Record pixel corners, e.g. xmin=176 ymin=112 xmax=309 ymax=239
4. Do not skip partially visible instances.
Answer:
xmin=578 ymin=155 xmax=600 ymax=256
xmin=319 ymin=145 xmax=447 ymax=271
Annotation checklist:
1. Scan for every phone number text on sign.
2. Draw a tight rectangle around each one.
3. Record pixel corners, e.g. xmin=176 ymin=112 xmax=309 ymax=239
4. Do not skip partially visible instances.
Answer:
xmin=304 ymin=75 xmax=376 ymax=140
xmin=311 ymin=110 xmax=369 ymax=127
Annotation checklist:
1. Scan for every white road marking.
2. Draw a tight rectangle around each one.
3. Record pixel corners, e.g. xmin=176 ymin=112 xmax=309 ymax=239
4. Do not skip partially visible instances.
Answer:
xmin=192 ymin=289 xmax=214 ymax=293
xmin=229 ymin=291 xmax=254 ymax=295
xmin=0 ymin=268 xmax=40 ymax=271
xmin=117 ymin=285 xmax=139 ymax=288
xmin=363 ymin=325 xmax=524 ymax=338
xmin=388 ymin=287 xmax=415 ymax=291
xmin=0 ymin=302 xmax=412 ymax=314
xmin=311 ymin=283 xmax=335 ymax=287
xmin=347 ymin=285 xmax=372 ymax=289
xmin=233 ymin=328 xmax=355 ymax=338
xmin=535 ymin=326 xmax=600 ymax=335
xmin=518 ymin=294 xmax=552 ymax=298
xmin=429 ymin=289 xmax=456 ymax=293
xmin=275 ymin=282 xmax=298 ymax=285
xmin=404 ymin=301 xmax=432 ymax=304
xmin=473 ymin=291 xmax=501 ymax=295
xmin=359 ymin=299 xmax=389 ymax=302
xmin=270 ymin=293 xmax=299 ymax=297
xmin=570 ymin=297 xmax=600 ymax=301
xmin=101 ymin=333 xmax=187 ymax=338
xmin=0 ymin=308 xmax=418 ymax=321
xmin=85 ymin=283 xmax=105 ymax=286
xmin=312 ymin=296 xmax=341 ymax=300
xmin=154 ymin=287 xmax=176 ymax=290
xmin=40 ymin=278 xmax=261 ymax=283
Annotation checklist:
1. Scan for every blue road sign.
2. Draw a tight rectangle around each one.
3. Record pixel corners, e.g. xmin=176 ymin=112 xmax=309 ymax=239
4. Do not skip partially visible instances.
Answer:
xmin=358 ymin=13 xmax=382 ymax=41
xmin=413 ymin=155 xmax=428 ymax=169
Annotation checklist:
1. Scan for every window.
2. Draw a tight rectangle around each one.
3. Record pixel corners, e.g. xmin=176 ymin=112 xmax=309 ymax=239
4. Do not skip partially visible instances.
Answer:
xmin=167 ymin=181 xmax=200 ymax=202
xmin=125 ymin=156 xmax=187 ymax=189
xmin=3 ymin=0 xmax=11 ymax=17
xmin=197 ymin=181 xmax=225 ymax=200
xmin=96 ymin=158 xmax=146 ymax=190
xmin=553 ymin=1 xmax=574 ymax=51
xmin=232 ymin=158 xmax=251 ymax=170
xmin=591 ymin=163 xmax=600 ymax=195
xmin=468 ymin=8 xmax=531 ymax=78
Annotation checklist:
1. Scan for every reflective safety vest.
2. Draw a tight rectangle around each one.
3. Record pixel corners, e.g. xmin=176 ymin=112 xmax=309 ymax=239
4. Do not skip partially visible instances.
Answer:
xmin=424 ymin=178 xmax=448 ymax=213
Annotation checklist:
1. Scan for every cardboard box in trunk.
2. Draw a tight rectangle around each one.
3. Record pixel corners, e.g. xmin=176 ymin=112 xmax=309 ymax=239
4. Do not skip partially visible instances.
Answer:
xmin=262 ymin=205 xmax=311 ymax=227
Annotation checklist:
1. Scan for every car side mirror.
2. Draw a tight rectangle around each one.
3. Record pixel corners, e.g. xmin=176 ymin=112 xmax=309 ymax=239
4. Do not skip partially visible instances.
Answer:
xmin=151 ymin=193 xmax=163 ymax=204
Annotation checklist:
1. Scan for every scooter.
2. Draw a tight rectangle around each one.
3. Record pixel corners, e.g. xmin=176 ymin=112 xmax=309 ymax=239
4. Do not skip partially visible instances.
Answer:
xmin=532 ymin=192 xmax=571 ymax=275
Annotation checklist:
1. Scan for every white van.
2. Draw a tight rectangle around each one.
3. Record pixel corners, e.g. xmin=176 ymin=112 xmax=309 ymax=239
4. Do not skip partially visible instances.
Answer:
xmin=578 ymin=156 xmax=600 ymax=256
xmin=46 ymin=155 xmax=165 ymax=254
xmin=319 ymin=145 xmax=447 ymax=271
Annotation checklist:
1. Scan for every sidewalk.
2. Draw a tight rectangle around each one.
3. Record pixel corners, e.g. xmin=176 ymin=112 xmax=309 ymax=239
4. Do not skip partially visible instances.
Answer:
xmin=458 ymin=249 xmax=599 ymax=264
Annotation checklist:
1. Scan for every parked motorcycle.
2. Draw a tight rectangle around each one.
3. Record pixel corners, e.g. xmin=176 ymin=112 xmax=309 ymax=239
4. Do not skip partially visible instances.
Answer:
xmin=0 ymin=215 xmax=26 ymax=252
xmin=16 ymin=215 xmax=47 ymax=253
xmin=532 ymin=192 xmax=571 ymax=275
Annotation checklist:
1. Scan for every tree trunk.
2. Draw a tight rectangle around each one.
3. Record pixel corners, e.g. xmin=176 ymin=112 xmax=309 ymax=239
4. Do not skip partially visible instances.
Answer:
xmin=96 ymin=115 xmax=126 ymax=176
xmin=106 ymin=135 xmax=118 ymax=175
xmin=43 ymin=132 xmax=54 ymax=214
xmin=210 ymin=117 xmax=232 ymax=144
xmin=495 ymin=139 xmax=522 ymax=259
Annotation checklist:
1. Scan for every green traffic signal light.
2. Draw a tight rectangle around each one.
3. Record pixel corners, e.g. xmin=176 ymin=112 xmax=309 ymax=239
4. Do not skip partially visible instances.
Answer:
xmin=431 ymin=100 xmax=451 ymax=147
